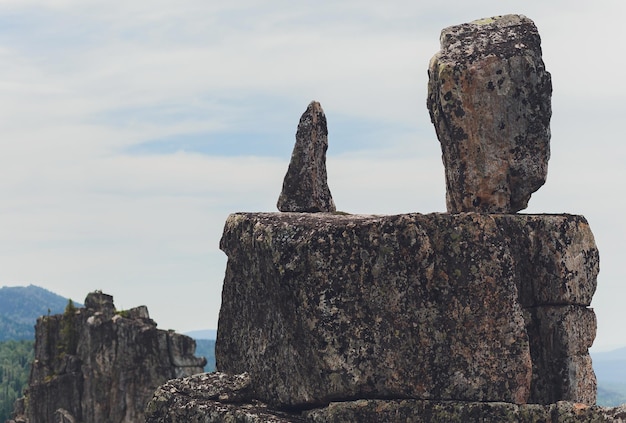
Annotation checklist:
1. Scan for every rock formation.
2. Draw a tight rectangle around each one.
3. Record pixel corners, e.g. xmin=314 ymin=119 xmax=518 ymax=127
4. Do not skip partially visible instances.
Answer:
xmin=214 ymin=213 xmax=596 ymax=408
xmin=147 ymin=373 xmax=626 ymax=423
xmin=277 ymin=101 xmax=336 ymax=213
xmin=8 ymin=292 xmax=205 ymax=423
xmin=427 ymin=15 xmax=552 ymax=213
xmin=145 ymin=14 xmax=625 ymax=423
xmin=145 ymin=209 xmax=618 ymax=422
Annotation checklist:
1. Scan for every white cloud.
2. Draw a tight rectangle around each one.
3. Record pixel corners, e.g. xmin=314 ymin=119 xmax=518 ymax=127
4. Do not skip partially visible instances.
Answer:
xmin=0 ymin=1 xmax=623 ymax=351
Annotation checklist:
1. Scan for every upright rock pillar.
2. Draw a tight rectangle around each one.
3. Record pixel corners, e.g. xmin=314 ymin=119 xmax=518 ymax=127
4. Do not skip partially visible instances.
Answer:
xmin=277 ymin=101 xmax=336 ymax=213
xmin=427 ymin=15 xmax=552 ymax=213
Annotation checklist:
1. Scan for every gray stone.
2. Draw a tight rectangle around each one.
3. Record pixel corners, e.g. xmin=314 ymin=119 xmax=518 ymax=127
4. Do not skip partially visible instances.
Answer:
xmin=524 ymin=306 xmax=597 ymax=404
xmin=216 ymin=212 xmax=598 ymax=408
xmin=145 ymin=388 xmax=626 ymax=423
xmin=277 ymin=101 xmax=336 ymax=213
xmin=492 ymin=214 xmax=599 ymax=405
xmin=304 ymin=400 xmax=626 ymax=422
xmin=11 ymin=292 xmax=206 ymax=423
xmin=53 ymin=409 xmax=77 ymax=423
xmin=519 ymin=215 xmax=599 ymax=307
xmin=84 ymin=291 xmax=115 ymax=317
xmin=427 ymin=15 xmax=552 ymax=213
xmin=145 ymin=372 xmax=297 ymax=423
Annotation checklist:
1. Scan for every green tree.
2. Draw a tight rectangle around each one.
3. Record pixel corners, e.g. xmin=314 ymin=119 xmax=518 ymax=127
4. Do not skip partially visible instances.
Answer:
xmin=0 ymin=340 xmax=34 ymax=422
xmin=58 ymin=299 xmax=78 ymax=356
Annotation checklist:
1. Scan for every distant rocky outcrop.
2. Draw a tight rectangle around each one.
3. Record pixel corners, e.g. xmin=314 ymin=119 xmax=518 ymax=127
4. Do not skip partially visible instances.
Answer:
xmin=427 ymin=15 xmax=552 ymax=213
xmin=8 ymin=292 xmax=205 ymax=423
xmin=277 ymin=101 xmax=336 ymax=213
xmin=145 ymin=14 xmax=625 ymax=423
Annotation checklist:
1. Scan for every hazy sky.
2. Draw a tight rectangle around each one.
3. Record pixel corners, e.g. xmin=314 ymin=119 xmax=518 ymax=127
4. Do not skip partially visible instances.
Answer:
xmin=0 ymin=1 xmax=623 ymax=351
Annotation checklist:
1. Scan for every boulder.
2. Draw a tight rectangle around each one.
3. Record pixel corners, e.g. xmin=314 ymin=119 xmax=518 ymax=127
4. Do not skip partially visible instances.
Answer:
xmin=277 ymin=101 xmax=336 ymax=212
xmin=427 ymin=15 xmax=552 ymax=213
xmin=145 ymin=372 xmax=298 ymax=423
xmin=216 ymin=212 xmax=598 ymax=408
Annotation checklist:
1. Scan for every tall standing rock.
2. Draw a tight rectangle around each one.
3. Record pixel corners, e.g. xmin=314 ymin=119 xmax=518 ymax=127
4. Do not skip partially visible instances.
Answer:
xmin=427 ymin=15 xmax=552 ymax=213
xmin=277 ymin=101 xmax=336 ymax=212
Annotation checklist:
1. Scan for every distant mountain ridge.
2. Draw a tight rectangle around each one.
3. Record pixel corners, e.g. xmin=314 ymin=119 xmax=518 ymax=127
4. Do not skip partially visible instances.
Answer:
xmin=185 ymin=329 xmax=217 ymax=340
xmin=591 ymin=347 xmax=626 ymax=406
xmin=0 ymin=285 xmax=78 ymax=341
xmin=592 ymin=346 xmax=626 ymax=362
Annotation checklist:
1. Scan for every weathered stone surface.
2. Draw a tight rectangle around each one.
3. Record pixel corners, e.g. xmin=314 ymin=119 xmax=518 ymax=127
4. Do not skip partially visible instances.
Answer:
xmin=501 ymin=215 xmax=599 ymax=307
xmin=304 ymin=400 xmax=549 ymax=423
xmin=53 ymin=408 xmax=77 ymax=423
xmin=524 ymin=306 xmax=597 ymax=404
xmin=427 ymin=15 xmax=552 ymax=213
xmin=11 ymin=292 xmax=206 ymax=423
xmin=83 ymin=290 xmax=115 ymax=315
xmin=7 ymin=397 xmax=26 ymax=423
xmin=277 ymin=101 xmax=336 ymax=213
xmin=216 ymin=212 xmax=598 ymax=408
xmin=145 ymin=372 xmax=300 ymax=423
xmin=304 ymin=400 xmax=626 ymax=422
xmin=145 ymin=382 xmax=626 ymax=423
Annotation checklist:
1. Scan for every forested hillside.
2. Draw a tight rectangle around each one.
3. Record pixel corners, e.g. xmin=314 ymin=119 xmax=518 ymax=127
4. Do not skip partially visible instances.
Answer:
xmin=0 ymin=340 xmax=34 ymax=422
xmin=0 ymin=285 xmax=76 ymax=421
xmin=0 ymin=315 xmax=33 ymax=342
xmin=0 ymin=285 xmax=77 ymax=341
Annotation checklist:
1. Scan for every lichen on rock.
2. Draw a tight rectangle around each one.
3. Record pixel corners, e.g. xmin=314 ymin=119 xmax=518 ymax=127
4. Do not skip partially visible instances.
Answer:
xmin=277 ymin=101 xmax=336 ymax=213
xmin=427 ymin=14 xmax=552 ymax=213
xmin=215 ymin=212 xmax=598 ymax=409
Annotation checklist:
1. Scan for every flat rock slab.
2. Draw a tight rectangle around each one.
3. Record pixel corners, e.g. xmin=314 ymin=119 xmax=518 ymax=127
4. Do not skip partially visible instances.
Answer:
xmin=427 ymin=15 xmax=552 ymax=213
xmin=216 ymin=213 xmax=598 ymax=408
xmin=145 ymin=375 xmax=626 ymax=423
xmin=304 ymin=400 xmax=626 ymax=423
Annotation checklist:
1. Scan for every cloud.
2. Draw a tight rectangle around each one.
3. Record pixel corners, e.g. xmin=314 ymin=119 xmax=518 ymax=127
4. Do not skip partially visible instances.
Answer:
xmin=0 ymin=1 xmax=623 ymax=351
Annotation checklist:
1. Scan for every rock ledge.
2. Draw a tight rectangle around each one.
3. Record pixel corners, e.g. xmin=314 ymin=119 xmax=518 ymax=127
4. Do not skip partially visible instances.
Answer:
xmin=145 ymin=373 xmax=626 ymax=423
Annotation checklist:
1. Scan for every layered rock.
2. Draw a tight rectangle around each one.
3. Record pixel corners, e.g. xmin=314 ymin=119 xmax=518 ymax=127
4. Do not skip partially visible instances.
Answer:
xmin=277 ymin=101 xmax=336 ymax=213
xmin=427 ymin=15 xmax=552 ymax=213
xmin=8 ymin=292 xmax=206 ymax=423
xmin=214 ymin=213 xmax=597 ymax=409
xmin=146 ymin=373 xmax=626 ymax=423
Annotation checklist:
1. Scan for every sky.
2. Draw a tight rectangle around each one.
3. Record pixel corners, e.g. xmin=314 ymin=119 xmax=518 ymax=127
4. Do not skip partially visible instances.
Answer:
xmin=0 ymin=1 xmax=624 ymax=351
